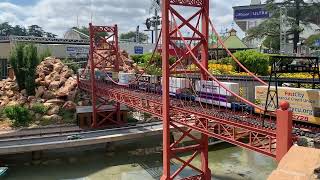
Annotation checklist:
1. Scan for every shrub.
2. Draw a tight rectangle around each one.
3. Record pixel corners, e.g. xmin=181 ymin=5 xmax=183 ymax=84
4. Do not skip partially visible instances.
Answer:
xmin=130 ymin=54 xmax=144 ymax=64
xmin=10 ymin=43 xmax=39 ymax=95
xmin=132 ymin=53 xmax=176 ymax=75
xmin=58 ymin=108 xmax=75 ymax=123
xmin=10 ymin=43 xmax=26 ymax=90
xmin=208 ymin=63 xmax=234 ymax=74
xmin=0 ymin=107 xmax=4 ymax=119
xmin=31 ymin=103 xmax=48 ymax=115
xmin=209 ymin=57 xmax=231 ymax=65
xmin=23 ymin=44 xmax=39 ymax=96
xmin=230 ymin=50 xmax=269 ymax=76
xmin=3 ymin=105 xmax=31 ymax=127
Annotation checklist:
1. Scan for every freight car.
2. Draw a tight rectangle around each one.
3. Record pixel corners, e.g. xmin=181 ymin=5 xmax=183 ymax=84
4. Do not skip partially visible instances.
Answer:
xmin=81 ymin=70 xmax=319 ymax=127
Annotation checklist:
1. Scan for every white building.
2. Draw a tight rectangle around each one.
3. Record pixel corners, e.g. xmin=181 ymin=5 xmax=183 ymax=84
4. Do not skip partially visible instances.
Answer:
xmin=233 ymin=0 xmax=320 ymax=51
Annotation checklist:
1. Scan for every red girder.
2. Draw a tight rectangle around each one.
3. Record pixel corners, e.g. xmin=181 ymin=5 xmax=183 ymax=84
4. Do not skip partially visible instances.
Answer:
xmin=92 ymin=25 xmax=116 ymax=33
xmin=88 ymin=23 xmax=122 ymax=128
xmin=79 ymin=81 xmax=277 ymax=157
xmin=79 ymin=0 xmax=292 ymax=179
xmin=170 ymin=0 xmax=204 ymax=7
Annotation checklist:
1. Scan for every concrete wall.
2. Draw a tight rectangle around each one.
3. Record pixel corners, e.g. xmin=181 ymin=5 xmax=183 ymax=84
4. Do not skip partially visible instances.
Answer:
xmin=0 ymin=43 xmax=11 ymax=59
xmin=0 ymin=43 xmax=11 ymax=79
xmin=119 ymin=42 xmax=156 ymax=55
xmin=37 ymin=44 xmax=89 ymax=60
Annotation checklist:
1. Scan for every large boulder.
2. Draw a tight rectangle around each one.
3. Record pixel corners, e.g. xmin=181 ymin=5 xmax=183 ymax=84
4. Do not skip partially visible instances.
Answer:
xmin=47 ymin=105 xmax=60 ymax=116
xmin=56 ymin=77 xmax=77 ymax=97
xmin=67 ymin=90 xmax=77 ymax=102
xmin=42 ymin=90 xmax=56 ymax=100
xmin=48 ymin=81 xmax=61 ymax=91
xmin=42 ymin=114 xmax=63 ymax=122
xmin=0 ymin=97 xmax=10 ymax=107
xmin=62 ymin=101 xmax=76 ymax=111
xmin=6 ymin=100 xmax=19 ymax=106
xmin=53 ymin=63 xmax=64 ymax=73
xmin=45 ymin=98 xmax=65 ymax=105
xmin=5 ymin=90 xmax=14 ymax=98
xmin=60 ymin=66 xmax=73 ymax=79
xmin=35 ymin=86 xmax=46 ymax=98
xmin=21 ymin=89 xmax=27 ymax=97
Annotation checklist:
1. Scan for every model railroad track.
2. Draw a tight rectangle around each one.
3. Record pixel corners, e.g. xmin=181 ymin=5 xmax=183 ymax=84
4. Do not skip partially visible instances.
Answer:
xmin=0 ymin=125 xmax=82 ymax=140
xmin=94 ymin=83 xmax=320 ymax=139
xmin=0 ymin=121 xmax=162 ymax=141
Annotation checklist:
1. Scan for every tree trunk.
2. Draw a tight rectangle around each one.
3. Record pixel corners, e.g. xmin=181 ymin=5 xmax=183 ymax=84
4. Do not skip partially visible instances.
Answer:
xmin=293 ymin=0 xmax=301 ymax=53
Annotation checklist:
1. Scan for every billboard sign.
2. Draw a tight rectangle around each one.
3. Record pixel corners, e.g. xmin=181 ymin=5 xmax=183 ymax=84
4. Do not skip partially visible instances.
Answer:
xmin=255 ymin=86 xmax=320 ymax=124
xmin=134 ymin=46 xmax=144 ymax=54
xmin=66 ymin=45 xmax=89 ymax=58
xmin=234 ymin=8 xmax=269 ymax=20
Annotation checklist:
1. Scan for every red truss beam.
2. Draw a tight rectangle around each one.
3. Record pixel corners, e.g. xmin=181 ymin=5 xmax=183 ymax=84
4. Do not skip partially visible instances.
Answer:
xmin=162 ymin=0 xmax=211 ymax=179
xmin=88 ymin=23 xmax=123 ymax=128
xmin=78 ymin=0 xmax=293 ymax=178
xmin=79 ymin=81 xmax=277 ymax=158
xmin=170 ymin=0 xmax=204 ymax=7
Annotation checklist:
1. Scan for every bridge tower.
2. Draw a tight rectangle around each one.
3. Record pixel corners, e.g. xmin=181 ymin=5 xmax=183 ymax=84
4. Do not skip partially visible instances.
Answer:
xmin=88 ymin=23 xmax=122 ymax=128
xmin=161 ymin=0 xmax=211 ymax=179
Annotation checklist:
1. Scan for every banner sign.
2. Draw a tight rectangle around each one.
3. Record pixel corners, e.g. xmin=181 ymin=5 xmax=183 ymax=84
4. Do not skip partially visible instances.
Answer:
xmin=66 ymin=46 xmax=89 ymax=58
xmin=134 ymin=46 xmax=144 ymax=54
xmin=255 ymin=86 xmax=320 ymax=124
xmin=234 ymin=8 xmax=269 ymax=20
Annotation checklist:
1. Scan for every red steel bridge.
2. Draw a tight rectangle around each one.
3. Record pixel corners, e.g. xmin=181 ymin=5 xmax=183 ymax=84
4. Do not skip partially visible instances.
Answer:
xmin=78 ymin=0 xmax=294 ymax=179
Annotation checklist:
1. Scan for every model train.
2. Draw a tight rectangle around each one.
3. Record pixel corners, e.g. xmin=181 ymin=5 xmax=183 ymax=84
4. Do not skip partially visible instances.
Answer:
xmin=79 ymin=69 xmax=254 ymax=113
xmin=79 ymin=69 xmax=320 ymax=126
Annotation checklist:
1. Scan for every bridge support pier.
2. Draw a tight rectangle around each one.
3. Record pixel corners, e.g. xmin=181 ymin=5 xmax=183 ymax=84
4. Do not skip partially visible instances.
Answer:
xmin=87 ymin=23 xmax=123 ymax=128
xmin=161 ymin=123 xmax=211 ymax=180
xmin=276 ymin=101 xmax=293 ymax=162
xmin=161 ymin=0 xmax=211 ymax=179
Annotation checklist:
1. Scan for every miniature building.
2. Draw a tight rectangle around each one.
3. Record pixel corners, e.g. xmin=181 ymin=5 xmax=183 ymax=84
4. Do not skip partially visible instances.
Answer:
xmin=209 ymin=28 xmax=250 ymax=59
xmin=76 ymin=105 xmax=128 ymax=129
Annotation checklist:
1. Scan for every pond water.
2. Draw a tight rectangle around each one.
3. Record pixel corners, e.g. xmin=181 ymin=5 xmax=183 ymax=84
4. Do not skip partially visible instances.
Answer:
xmin=2 ymin=136 xmax=276 ymax=180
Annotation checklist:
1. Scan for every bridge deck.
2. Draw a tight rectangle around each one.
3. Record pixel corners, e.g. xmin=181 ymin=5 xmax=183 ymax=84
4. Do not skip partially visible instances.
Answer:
xmin=79 ymin=80 xmax=277 ymax=157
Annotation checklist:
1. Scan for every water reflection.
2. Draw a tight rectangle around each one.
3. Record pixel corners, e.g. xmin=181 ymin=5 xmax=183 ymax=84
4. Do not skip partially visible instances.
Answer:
xmin=2 ymin=136 xmax=276 ymax=180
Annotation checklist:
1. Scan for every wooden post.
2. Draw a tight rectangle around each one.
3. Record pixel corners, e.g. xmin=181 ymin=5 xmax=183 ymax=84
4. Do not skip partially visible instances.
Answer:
xmin=276 ymin=101 xmax=293 ymax=162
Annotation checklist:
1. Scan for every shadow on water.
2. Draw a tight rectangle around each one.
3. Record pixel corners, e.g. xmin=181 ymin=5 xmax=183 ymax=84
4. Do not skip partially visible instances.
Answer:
xmin=0 ymin=135 xmax=276 ymax=180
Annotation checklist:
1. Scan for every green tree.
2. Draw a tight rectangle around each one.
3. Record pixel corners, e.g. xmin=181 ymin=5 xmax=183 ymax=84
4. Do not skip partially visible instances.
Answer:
xmin=9 ymin=43 xmax=39 ymax=95
xmin=10 ymin=44 xmax=26 ymax=90
xmin=0 ymin=22 xmax=13 ymax=36
xmin=23 ymin=44 xmax=39 ymax=96
xmin=45 ymin=32 xmax=57 ymax=38
xmin=0 ymin=22 xmax=55 ymax=37
xmin=263 ymin=35 xmax=280 ymax=51
xmin=120 ymin=31 xmax=148 ymax=42
xmin=72 ymin=26 xmax=107 ymax=39
xmin=305 ymin=33 xmax=320 ymax=49
xmin=28 ymin=25 xmax=44 ymax=37
xmin=72 ymin=26 xmax=89 ymax=36
xmin=247 ymin=0 xmax=320 ymax=52
xmin=12 ymin=25 xmax=27 ymax=36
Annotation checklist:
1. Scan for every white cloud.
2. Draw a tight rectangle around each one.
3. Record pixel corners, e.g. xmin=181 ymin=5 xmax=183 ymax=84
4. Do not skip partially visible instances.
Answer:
xmin=0 ymin=0 xmax=251 ymax=38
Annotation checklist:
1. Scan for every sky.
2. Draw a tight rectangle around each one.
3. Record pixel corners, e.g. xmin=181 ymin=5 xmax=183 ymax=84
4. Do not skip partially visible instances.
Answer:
xmin=0 ymin=0 xmax=253 ymax=38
